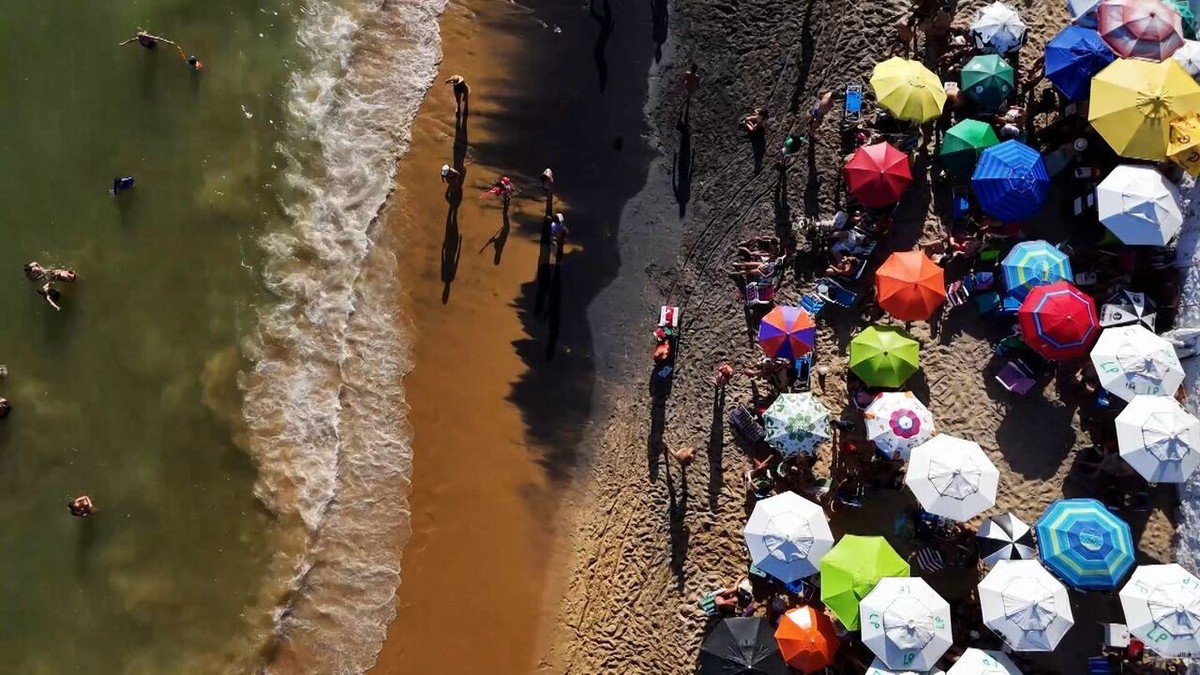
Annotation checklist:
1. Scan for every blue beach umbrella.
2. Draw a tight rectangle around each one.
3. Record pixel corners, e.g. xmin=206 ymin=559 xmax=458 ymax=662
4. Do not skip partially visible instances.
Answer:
xmin=1035 ymin=498 xmax=1135 ymax=590
xmin=1001 ymin=241 xmax=1073 ymax=300
xmin=971 ymin=140 xmax=1050 ymax=223
xmin=1045 ymin=25 xmax=1115 ymax=101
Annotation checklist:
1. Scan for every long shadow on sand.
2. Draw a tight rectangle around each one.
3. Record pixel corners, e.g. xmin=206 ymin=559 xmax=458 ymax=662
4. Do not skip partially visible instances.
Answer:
xmin=707 ymin=387 xmax=725 ymax=511
xmin=672 ymin=115 xmax=695 ymax=218
xmin=590 ymin=0 xmax=614 ymax=92
xmin=665 ymin=464 xmax=689 ymax=590
xmin=650 ymin=0 xmax=668 ymax=63
xmin=787 ymin=0 xmax=819 ymax=113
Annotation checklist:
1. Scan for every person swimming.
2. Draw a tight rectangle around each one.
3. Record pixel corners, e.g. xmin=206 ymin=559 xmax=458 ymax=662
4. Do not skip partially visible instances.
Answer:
xmin=119 ymin=30 xmax=176 ymax=49
xmin=111 ymin=176 xmax=135 ymax=195
xmin=68 ymin=496 xmax=95 ymax=518
xmin=23 ymin=262 xmax=46 ymax=282
xmin=38 ymin=283 xmax=62 ymax=311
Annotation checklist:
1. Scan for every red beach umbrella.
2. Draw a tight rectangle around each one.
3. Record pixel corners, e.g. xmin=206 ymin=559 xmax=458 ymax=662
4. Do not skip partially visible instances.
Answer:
xmin=845 ymin=142 xmax=913 ymax=208
xmin=875 ymin=251 xmax=947 ymax=321
xmin=1097 ymin=0 xmax=1185 ymax=61
xmin=1017 ymin=281 xmax=1100 ymax=360
xmin=757 ymin=306 xmax=817 ymax=360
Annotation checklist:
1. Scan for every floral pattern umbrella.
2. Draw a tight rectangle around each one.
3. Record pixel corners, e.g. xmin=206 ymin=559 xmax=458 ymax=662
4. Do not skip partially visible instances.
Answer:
xmin=865 ymin=392 xmax=936 ymax=460
xmin=763 ymin=393 xmax=832 ymax=456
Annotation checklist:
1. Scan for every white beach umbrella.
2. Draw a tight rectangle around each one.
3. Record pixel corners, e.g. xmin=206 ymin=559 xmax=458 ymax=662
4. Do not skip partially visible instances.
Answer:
xmin=971 ymin=2 xmax=1030 ymax=54
xmin=1096 ymin=165 xmax=1184 ymax=246
xmin=743 ymin=492 xmax=834 ymax=582
xmin=1068 ymin=0 xmax=1101 ymax=26
xmin=1115 ymin=395 xmax=1200 ymax=483
xmin=905 ymin=435 xmax=999 ymax=521
xmin=1091 ymin=324 xmax=1185 ymax=402
xmin=865 ymin=392 xmax=936 ymax=460
xmin=947 ymin=648 xmax=1023 ymax=675
xmin=978 ymin=560 xmax=1075 ymax=651
xmin=867 ymin=659 xmax=945 ymax=675
xmin=1101 ymin=290 xmax=1157 ymax=331
xmin=978 ymin=513 xmax=1038 ymax=566
xmin=1119 ymin=564 xmax=1200 ymax=657
xmin=861 ymin=577 xmax=953 ymax=671
xmin=1175 ymin=40 xmax=1200 ymax=79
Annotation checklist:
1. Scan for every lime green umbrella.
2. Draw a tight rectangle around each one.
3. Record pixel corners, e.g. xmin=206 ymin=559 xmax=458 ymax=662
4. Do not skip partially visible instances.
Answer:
xmin=961 ymin=54 xmax=1015 ymax=112
xmin=849 ymin=325 xmax=920 ymax=388
xmin=940 ymin=119 xmax=1000 ymax=177
xmin=819 ymin=535 xmax=910 ymax=630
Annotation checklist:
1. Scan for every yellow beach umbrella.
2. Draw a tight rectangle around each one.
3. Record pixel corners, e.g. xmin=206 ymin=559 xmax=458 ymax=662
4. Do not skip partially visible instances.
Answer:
xmin=1089 ymin=58 xmax=1200 ymax=160
xmin=870 ymin=57 xmax=947 ymax=123
xmin=1168 ymin=113 xmax=1200 ymax=176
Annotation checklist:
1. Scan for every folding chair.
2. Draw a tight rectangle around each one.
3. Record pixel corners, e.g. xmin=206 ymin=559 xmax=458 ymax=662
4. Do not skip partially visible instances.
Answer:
xmin=800 ymin=294 xmax=826 ymax=318
xmin=814 ymin=277 xmax=859 ymax=308
xmin=843 ymin=84 xmax=862 ymax=126
xmin=793 ymin=354 xmax=813 ymax=392
xmin=1087 ymin=657 xmax=1111 ymax=675
xmin=995 ymin=360 xmax=1036 ymax=394
xmin=729 ymin=405 xmax=767 ymax=446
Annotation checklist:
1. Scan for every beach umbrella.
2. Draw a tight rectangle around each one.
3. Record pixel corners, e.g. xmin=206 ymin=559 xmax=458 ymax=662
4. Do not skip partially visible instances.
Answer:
xmin=947 ymin=649 xmax=1022 ymax=675
xmin=971 ymin=2 xmax=1030 ymax=54
xmin=1096 ymin=165 xmax=1183 ymax=246
xmin=1089 ymin=58 xmax=1200 ymax=160
xmin=1035 ymin=498 xmax=1135 ymax=589
xmin=1069 ymin=0 xmax=1102 ymax=26
xmin=1017 ymin=281 xmax=1099 ymax=361
xmin=1090 ymin=324 xmax=1184 ymax=401
xmin=1167 ymin=0 xmax=1197 ymax=38
xmin=978 ymin=513 xmax=1038 ymax=566
xmin=970 ymin=141 xmax=1049 ymax=222
xmin=940 ymin=119 xmax=1000 ymax=177
xmin=870 ymin=57 xmax=946 ymax=123
xmin=845 ymin=142 xmax=913 ymax=208
xmin=1119 ymin=564 xmax=1200 ymax=656
xmin=762 ymin=393 xmax=831 ymax=456
xmin=961 ymin=55 xmax=1016 ymax=111
xmin=699 ymin=617 xmax=790 ymax=675
xmin=979 ymin=560 xmax=1075 ymax=651
xmin=1000 ymin=240 xmax=1072 ymax=301
xmin=1101 ymin=290 xmax=1157 ymax=331
xmin=757 ymin=305 xmax=817 ymax=360
xmin=820 ymin=535 xmax=910 ymax=630
xmin=744 ymin=492 xmax=835 ymax=582
xmin=861 ymin=577 xmax=953 ymax=671
xmin=875 ymin=251 xmax=945 ymax=322
xmin=1115 ymin=394 xmax=1200 ymax=483
xmin=865 ymin=392 xmax=935 ymax=460
xmin=905 ymin=434 xmax=999 ymax=522
xmin=1168 ymin=112 xmax=1200 ymax=176
xmin=849 ymin=326 xmax=920 ymax=389
xmin=1098 ymin=0 xmax=1185 ymax=60
xmin=774 ymin=606 xmax=838 ymax=672
xmin=1045 ymin=25 xmax=1115 ymax=101
xmin=867 ymin=659 xmax=945 ymax=675
xmin=1175 ymin=40 xmax=1200 ymax=77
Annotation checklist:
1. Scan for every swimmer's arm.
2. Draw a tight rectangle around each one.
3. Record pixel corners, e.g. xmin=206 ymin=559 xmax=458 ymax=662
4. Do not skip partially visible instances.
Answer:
xmin=118 ymin=37 xmax=138 ymax=46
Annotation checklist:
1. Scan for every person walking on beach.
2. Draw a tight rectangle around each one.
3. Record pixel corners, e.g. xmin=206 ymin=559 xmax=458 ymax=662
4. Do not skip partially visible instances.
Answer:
xmin=549 ymin=212 xmax=568 ymax=247
xmin=680 ymin=63 xmax=700 ymax=125
xmin=68 ymin=495 xmax=95 ymax=518
xmin=808 ymin=92 xmax=834 ymax=135
xmin=119 ymin=30 xmax=176 ymax=49
xmin=540 ymin=168 xmax=555 ymax=198
xmin=440 ymin=164 xmax=461 ymax=185
xmin=445 ymin=75 xmax=470 ymax=113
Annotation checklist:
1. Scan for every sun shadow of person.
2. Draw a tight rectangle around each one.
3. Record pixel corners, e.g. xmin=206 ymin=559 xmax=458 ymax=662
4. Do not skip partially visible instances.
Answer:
xmin=672 ymin=117 xmax=695 ymax=218
xmin=76 ymin=516 xmax=97 ymax=577
xmin=480 ymin=206 xmax=510 ymax=266
xmin=708 ymin=386 xmax=726 ymax=511
xmin=647 ymin=400 xmax=667 ymax=482
xmin=650 ymin=0 xmax=668 ymax=63
xmin=544 ymin=240 xmax=564 ymax=360
xmin=441 ymin=202 xmax=462 ymax=304
xmin=590 ymin=0 xmax=614 ymax=92
xmin=666 ymin=461 xmax=690 ymax=589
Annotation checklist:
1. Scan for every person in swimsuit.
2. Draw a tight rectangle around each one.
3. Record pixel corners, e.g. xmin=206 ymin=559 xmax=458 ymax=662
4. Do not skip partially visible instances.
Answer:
xmin=445 ymin=75 xmax=470 ymax=112
xmin=119 ymin=30 xmax=176 ymax=49
xmin=0 ymin=397 xmax=11 ymax=420
xmin=549 ymin=212 xmax=568 ymax=244
xmin=69 ymin=496 xmax=95 ymax=518
xmin=440 ymin=164 xmax=461 ymax=184
xmin=38 ymin=283 xmax=62 ymax=311
xmin=48 ymin=268 xmax=76 ymax=283
xmin=23 ymin=262 xmax=46 ymax=282
xmin=540 ymin=168 xmax=555 ymax=197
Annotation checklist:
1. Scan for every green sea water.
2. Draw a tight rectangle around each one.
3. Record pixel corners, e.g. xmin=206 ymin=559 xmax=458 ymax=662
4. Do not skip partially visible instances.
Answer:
xmin=0 ymin=0 xmax=300 ymax=671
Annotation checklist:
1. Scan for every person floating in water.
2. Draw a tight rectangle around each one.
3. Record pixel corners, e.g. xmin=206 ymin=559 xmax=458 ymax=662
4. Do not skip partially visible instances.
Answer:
xmin=25 ymin=262 xmax=76 ymax=283
xmin=38 ymin=283 xmax=62 ymax=311
xmin=0 ymin=397 xmax=11 ymax=420
xmin=175 ymin=45 xmax=203 ymax=71
xmin=68 ymin=495 xmax=95 ymax=518
xmin=119 ymin=30 xmax=176 ymax=49
xmin=111 ymin=176 xmax=135 ymax=195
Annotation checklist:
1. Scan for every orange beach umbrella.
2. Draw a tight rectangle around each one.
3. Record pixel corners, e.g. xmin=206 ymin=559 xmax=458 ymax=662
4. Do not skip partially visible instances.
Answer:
xmin=875 ymin=251 xmax=946 ymax=321
xmin=774 ymin=606 xmax=838 ymax=672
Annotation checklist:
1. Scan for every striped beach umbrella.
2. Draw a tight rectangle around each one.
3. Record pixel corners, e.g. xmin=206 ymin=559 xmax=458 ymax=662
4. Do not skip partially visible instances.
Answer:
xmin=744 ymin=492 xmax=834 ymax=582
xmin=762 ymin=393 xmax=831 ymax=456
xmin=1096 ymin=165 xmax=1183 ymax=246
xmin=1001 ymin=241 xmax=1072 ymax=301
xmin=905 ymin=434 xmax=999 ymax=522
xmin=775 ymin=606 xmax=839 ymax=672
xmin=820 ymin=535 xmax=910 ymax=630
xmin=1089 ymin=58 xmax=1200 ymax=161
xmin=940 ymin=119 xmax=1000 ymax=177
xmin=699 ymin=617 xmax=790 ymax=675
xmin=971 ymin=141 xmax=1049 ymax=223
xmin=846 ymin=142 xmax=913 ymax=208
xmin=1098 ymin=0 xmax=1185 ymax=60
xmin=1090 ymin=324 xmax=1184 ymax=401
xmin=971 ymin=2 xmax=1030 ymax=54
xmin=757 ymin=306 xmax=817 ymax=360
xmin=979 ymin=560 xmax=1075 ymax=651
xmin=947 ymin=649 xmax=1022 ymax=675
xmin=865 ymin=392 xmax=935 ymax=460
xmin=861 ymin=577 xmax=953 ymax=671
xmin=962 ymin=55 xmax=1016 ymax=111
xmin=850 ymin=326 xmax=920 ymax=389
xmin=1115 ymin=394 xmax=1200 ymax=483
xmin=1101 ymin=290 xmax=1157 ymax=331
xmin=875 ymin=251 xmax=946 ymax=322
xmin=1035 ymin=498 xmax=1135 ymax=589
xmin=1017 ymin=281 xmax=1099 ymax=361
xmin=978 ymin=513 xmax=1037 ymax=566
xmin=1045 ymin=25 xmax=1115 ymax=101
xmin=1119 ymin=564 xmax=1200 ymax=657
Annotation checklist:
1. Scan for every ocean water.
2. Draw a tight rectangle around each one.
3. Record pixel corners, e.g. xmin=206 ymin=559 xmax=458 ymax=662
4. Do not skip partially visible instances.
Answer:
xmin=0 ymin=0 xmax=445 ymax=671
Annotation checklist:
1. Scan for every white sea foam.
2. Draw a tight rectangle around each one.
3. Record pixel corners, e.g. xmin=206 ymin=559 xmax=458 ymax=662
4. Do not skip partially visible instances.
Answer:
xmin=238 ymin=0 xmax=447 ymax=672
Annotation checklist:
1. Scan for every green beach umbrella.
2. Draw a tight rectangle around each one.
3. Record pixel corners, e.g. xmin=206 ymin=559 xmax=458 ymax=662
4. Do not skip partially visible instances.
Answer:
xmin=940 ymin=119 xmax=1000 ymax=177
xmin=849 ymin=326 xmax=920 ymax=389
xmin=961 ymin=54 xmax=1015 ymax=112
xmin=820 ymin=535 xmax=910 ymax=630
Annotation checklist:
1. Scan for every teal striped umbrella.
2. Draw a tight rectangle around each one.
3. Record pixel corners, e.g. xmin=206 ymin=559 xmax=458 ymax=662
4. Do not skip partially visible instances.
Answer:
xmin=1001 ymin=241 xmax=1072 ymax=301
xmin=1034 ymin=498 xmax=1135 ymax=589
xmin=1165 ymin=0 xmax=1196 ymax=39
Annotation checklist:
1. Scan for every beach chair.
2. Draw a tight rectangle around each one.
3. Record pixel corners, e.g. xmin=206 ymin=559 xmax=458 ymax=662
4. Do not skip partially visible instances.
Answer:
xmin=995 ymin=360 xmax=1036 ymax=395
xmin=729 ymin=405 xmax=767 ymax=447
xmin=814 ymin=277 xmax=858 ymax=308
xmin=946 ymin=279 xmax=971 ymax=308
xmin=800 ymin=294 xmax=826 ymax=319
xmin=951 ymin=187 xmax=970 ymax=226
xmin=843 ymin=84 xmax=862 ymax=126
xmin=1087 ymin=657 xmax=1111 ymax=675
xmin=743 ymin=279 xmax=777 ymax=307
xmin=793 ymin=353 xmax=813 ymax=392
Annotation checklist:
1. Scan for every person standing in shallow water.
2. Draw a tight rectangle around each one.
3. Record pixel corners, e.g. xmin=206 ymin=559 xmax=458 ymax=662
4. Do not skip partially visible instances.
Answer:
xmin=445 ymin=75 xmax=469 ymax=113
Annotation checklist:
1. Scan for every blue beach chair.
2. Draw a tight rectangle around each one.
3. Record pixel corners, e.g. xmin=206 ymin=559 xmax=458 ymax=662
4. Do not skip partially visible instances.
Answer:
xmin=844 ymin=84 xmax=862 ymax=126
